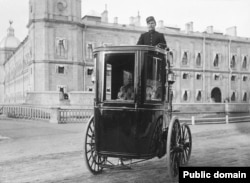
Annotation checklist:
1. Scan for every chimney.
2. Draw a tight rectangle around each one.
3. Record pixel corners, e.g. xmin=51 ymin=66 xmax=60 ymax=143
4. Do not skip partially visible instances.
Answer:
xmin=101 ymin=4 xmax=108 ymax=23
xmin=113 ymin=17 xmax=118 ymax=24
xmin=226 ymin=26 xmax=237 ymax=36
xmin=158 ymin=20 xmax=164 ymax=28
xmin=206 ymin=26 xmax=213 ymax=34
xmin=185 ymin=22 xmax=193 ymax=33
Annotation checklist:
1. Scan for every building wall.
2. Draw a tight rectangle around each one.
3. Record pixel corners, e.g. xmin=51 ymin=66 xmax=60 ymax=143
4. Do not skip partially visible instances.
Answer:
xmin=1 ymin=0 xmax=250 ymax=108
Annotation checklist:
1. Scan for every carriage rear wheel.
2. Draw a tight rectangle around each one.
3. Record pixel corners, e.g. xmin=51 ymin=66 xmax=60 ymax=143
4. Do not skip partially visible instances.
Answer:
xmin=83 ymin=116 xmax=105 ymax=174
xmin=166 ymin=117 xmax=181 ymax=180
xmin=180 ymin=123 xmax=192 ymax=165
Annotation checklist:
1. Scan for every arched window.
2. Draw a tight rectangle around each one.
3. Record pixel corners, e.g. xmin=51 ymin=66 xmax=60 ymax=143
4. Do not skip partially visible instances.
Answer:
xmin=196 ymin=52 xmax=201 ymax=66
xmin=183 ymin=90 xmax=188 ymax=101
xmin=213 ymin=54 xmax=219 ymax=67
xmin=196 ymin=90 xmax=202 ymax=101
xmin=230 ymin=55 xmax=236 ymax=68
xmin=243 ymin=92 xmax=247 ymax=102
xmin=231 ymin=91 xmax=236 ymax=102
xmin=242 ymin=56 xmax=247 ymax=69
xmin=182 ymin=52 xmax=188 ymax=65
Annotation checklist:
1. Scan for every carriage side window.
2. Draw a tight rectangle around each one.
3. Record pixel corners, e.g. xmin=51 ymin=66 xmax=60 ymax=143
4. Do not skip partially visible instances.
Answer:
xmin=145 ymin=52 xmax=164 ymax=102
xmin=104 ymin=53 xmax=135 ymax=101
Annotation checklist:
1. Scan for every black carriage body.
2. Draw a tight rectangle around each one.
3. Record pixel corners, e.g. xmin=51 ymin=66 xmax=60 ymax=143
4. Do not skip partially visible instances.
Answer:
xmin=93 ymin=46 xmax=171 ymax=159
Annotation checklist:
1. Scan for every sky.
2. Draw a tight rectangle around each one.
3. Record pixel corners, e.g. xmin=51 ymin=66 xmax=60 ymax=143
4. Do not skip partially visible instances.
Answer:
xmin=0 ymin=0 xmax=250 ymax=42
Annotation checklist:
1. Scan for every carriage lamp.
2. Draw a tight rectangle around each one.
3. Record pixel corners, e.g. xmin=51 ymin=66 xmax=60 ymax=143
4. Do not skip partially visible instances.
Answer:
xmin=168 ymin=70 xmax=176 ymax=84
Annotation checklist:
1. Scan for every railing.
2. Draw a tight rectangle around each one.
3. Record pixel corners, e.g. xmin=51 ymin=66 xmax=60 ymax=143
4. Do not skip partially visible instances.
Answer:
xmin=1 ymin=105 xmax=93 ymax=123
xmin=1 ymin=104 xmax=250 ymax=125
xmin=58 ymin=108 xmax=93 ymax=123
xmin=3 ymin=105 xmax=51 ymax=121
xmin=180 ymin=114 xmax=250 ymax=125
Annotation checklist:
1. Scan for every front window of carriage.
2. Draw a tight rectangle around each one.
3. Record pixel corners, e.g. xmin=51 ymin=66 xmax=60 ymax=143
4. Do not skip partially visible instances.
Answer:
xmin=104 ymin=53 xmax=135 ymax=101
xmin=145 ymin=52 xmax=164 ymax=102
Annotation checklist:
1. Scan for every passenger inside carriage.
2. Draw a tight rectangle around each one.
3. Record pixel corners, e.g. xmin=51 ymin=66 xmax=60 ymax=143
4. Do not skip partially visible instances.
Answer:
xmin=104 ymin=53 xmax=135 ymax=101
xmin=117 ymin=82 xmax=134 ymax=100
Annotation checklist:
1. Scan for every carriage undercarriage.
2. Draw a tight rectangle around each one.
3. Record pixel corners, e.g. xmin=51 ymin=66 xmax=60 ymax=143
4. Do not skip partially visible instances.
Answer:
xmin=84 ymin=115 xmax=192 ymax=180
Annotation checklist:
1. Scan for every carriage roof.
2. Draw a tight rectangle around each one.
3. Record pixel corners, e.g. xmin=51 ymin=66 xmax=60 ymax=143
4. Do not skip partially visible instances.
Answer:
xmin=93 ymin=45 xmax=167 ymax=55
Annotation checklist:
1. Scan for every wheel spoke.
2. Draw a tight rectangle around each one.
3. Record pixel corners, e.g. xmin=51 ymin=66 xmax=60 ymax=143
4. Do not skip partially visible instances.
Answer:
xmin=84 ymin=117 xmax=104 ymax=174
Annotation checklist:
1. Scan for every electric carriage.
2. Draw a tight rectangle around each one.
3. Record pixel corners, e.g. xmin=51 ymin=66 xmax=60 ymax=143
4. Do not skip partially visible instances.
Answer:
xmin=83 ymin=45 xmax=192 ymax=180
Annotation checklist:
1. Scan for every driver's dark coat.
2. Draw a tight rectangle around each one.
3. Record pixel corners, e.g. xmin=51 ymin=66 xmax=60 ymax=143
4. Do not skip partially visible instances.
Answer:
xmin=137 ymin=30 xmax=166 ymax=46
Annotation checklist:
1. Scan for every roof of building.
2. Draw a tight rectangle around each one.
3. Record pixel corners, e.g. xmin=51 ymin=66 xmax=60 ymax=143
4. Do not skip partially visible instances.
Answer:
xmin=0 ymin=21 xmax=20 ymax=49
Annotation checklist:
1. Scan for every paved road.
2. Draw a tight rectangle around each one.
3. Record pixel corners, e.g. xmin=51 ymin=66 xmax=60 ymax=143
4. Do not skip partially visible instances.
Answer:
xmin=0 ymin=118 xmax=250 ymax=183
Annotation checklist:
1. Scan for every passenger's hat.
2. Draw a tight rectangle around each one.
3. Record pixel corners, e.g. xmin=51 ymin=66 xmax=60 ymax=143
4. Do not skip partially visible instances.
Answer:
xmin=146 ymin=16 xmax=156 ymax=23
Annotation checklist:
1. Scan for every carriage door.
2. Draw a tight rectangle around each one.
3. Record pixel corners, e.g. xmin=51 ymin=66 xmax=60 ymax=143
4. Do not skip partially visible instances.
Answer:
xmin=137 ymin=51 xmax=165 ymax=147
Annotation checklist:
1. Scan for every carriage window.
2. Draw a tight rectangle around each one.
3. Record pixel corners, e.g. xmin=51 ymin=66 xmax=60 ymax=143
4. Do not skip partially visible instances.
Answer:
xmin=145 ymin=52 xmax=164 ymax=102
xmin=104 ymin=53 xmax=135 ymax=101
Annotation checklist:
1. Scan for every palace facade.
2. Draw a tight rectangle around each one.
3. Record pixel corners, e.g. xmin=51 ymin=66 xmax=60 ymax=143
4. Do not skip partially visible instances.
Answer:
xmin=0 ymin=0 xmax=250 ymax=112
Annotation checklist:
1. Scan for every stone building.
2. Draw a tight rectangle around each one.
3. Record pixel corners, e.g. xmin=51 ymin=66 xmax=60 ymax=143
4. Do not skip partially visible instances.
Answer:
xmin=0 ymin=0 xmax=250 ymax=112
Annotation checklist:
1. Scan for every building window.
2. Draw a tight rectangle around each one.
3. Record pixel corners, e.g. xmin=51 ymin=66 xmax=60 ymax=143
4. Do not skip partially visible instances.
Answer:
xmin=214 ymin=74 xmax=220 ymax=81
xmin=230 ymin=55 xmax=236 ymax=69
xmin=57 ymin=66 xmax=65 ymax=74
xmin=196 ymin=52 xmax=201 ymax=66
xmin=87 ymin=87 xmax=93 ymax=92
xmin=243 ymin=75 xmax=248 ymax=82
xmin=196 ymin=90 xmax=202 ymax=102
xmin=231 ymin=75 xmax=237 ymax=81
xmin=106 ymin=87 xmax=111 ymax=93
xmin=213 ymin=53 xmax=219 ymax=67
xmin=242 ymin=56 xmax=247 ymax=69
xmin=182 ymin=72 xmax=189 ymax=79
xmin=196 ymin=73 xmax=202 ymax=80
xmin=181 ymin=51 xmax=188 ymax=65
xmin=55 ymin=37 xmax=67 ymax=58
xmin=87 ymin=68 xmax=93 ymax=75
xmin=243 ymin=92 xmax=247 ymax=102
xmin=231 ymin=91 xmax=236 ymax=102
xmin=182 ymin=90 xmax=190 ymax=102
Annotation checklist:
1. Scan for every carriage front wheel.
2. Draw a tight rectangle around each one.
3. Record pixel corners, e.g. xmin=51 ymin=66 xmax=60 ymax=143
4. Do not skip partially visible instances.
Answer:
xmin=83 ymin=116 xmax=105 ymax=174
xmin=166 ymin=117 xmax=192 ymax=180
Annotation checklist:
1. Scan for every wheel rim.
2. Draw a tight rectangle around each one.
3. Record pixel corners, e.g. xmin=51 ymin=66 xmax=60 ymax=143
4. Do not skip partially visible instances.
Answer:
xmin=84 ymin=117 xmax=105 ymax=174
xmin=180 ymin=124 xmax=192 ymax=165
xmin=167 ymin=118 xmax=181 ymax=179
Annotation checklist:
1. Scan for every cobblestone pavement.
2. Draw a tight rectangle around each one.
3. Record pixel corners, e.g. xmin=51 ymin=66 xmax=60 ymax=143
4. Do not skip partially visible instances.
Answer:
xmin=0 ymin=119 xmax=250 ymax=183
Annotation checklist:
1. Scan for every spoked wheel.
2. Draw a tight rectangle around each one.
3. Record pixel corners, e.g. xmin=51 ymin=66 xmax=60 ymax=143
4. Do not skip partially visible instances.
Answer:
xmin=166 ymin=117 xmax=181 ymax=180
xmin=83 ymin=116 xmax=105 ymax=174
xmin=149 ymin=117 xmax=163 ymax=154
xmin=180 ymin=123 xmax=192 ymax=165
